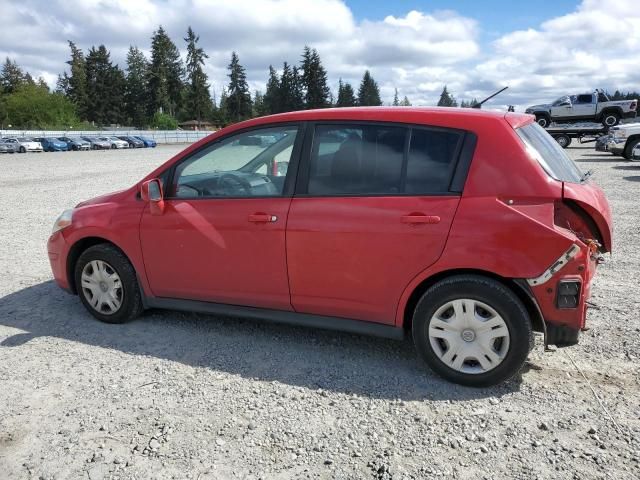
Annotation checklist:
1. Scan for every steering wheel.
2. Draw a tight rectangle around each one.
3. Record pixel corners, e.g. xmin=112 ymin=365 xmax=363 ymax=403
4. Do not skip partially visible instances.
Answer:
xmin=219 ymin=173 xmax=252 ymax=196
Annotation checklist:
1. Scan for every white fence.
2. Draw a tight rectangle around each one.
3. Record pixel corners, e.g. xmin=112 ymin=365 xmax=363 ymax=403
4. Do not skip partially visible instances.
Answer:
xmin=0 ymin=129 xmax=215 ymax=144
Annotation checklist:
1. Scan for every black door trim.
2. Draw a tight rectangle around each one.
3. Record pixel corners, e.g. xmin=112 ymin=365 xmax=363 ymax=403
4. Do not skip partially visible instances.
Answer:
xmin=146 ymin=297 xmax=405 ymax=340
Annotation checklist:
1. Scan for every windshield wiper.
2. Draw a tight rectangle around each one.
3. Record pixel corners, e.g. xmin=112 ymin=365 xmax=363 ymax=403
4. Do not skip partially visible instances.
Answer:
xmin=581 ymin=169 xmax=594 ymax=182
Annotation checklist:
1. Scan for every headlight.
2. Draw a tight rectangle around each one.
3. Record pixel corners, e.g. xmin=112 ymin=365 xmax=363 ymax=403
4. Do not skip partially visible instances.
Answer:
xmin=52 ymin=209 xmax=74 ymax=234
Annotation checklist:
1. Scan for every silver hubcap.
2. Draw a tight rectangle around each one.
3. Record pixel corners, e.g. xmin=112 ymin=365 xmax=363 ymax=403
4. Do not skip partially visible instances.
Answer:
xmin=605 ymin=116 xmax=616 ymax=126
xmin=81 ymin=260 xmax=123 ymax=314
xmin=428 ymin=299 xmax=510 ymax=374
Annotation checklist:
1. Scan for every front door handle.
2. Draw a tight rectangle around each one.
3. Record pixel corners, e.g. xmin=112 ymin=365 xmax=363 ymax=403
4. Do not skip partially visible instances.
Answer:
xmin=248 ymin=213 xmax=277 ymax=223
xmin=401 ymin=214 xmax=441 ymax=225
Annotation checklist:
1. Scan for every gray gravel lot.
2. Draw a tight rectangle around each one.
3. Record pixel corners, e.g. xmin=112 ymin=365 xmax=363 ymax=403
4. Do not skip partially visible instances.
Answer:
xmin=0 ymin=145 xmax=639 ymax=479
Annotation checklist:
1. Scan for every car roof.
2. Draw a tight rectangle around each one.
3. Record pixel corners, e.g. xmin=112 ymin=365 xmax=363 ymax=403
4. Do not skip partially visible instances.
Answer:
xmin=219 ymin=106 xmax=533 ymax=134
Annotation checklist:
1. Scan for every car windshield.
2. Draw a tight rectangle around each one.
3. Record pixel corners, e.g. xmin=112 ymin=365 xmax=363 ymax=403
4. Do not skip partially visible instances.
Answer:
xmin=516 ymin=123 xmax=584 ymax=183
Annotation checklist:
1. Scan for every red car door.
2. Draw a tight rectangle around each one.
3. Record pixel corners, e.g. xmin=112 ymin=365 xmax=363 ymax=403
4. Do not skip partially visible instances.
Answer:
xmin=286 ymin=124 xmax=467 ymax=324
xmin=140 ymin=124 xmax=302 ymax=310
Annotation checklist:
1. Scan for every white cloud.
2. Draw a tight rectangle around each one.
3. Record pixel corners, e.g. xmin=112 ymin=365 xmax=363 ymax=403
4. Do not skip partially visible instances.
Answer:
xmin=1 ymin=0 xmax=640 ymax=111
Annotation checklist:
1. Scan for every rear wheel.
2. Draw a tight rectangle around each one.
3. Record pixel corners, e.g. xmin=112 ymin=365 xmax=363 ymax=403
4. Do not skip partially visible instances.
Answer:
xmin=412 ymin=275 xmax=532 ymax=387
xmin=554 ymin=134 xmax=571 ymax=148
xmin=19 ymin=146 xmax=26 ymax=153
xmin=74 ymin=244 xmax=143 ymax=324
xmin=535 ymin=114 xmax=551 ymax=128
xmin=602 ymin=111 xmax=620 ymax=127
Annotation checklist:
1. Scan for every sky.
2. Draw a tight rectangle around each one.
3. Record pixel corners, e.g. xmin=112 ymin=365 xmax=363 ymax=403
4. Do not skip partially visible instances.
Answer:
xmin=1 ymin=0 xmax=639 ymax=111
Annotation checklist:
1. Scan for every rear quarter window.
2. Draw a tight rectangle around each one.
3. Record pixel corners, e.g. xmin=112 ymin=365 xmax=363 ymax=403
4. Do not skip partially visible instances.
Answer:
xmin=516 ymin=123 xmax=583 ymax=183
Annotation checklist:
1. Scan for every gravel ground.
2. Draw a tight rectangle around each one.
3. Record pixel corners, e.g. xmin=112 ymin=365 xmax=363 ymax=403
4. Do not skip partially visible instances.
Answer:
xmin=0 ymin=145 xmax=639 ymax=480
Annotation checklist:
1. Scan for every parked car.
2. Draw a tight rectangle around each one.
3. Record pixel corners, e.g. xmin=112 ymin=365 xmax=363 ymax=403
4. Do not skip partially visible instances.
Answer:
xmin=133 ymin=135 xmax=157 ymax=148
xmin=606 ymin=123 xmax=640 ymax=159
xmin=97 ymin=136 xmax=129 ymax=149
xmin=47 ymin=107 xmax=612 ymax=387
xmin=525 ymin=90 xmax=637 ymax=128
xmin=58 ymin=136 xmax=91 ymax=151
xmin=3 ymin=137 xmax=44 ymax=153
xmin=0 ymin=139 xmax=18 ymax=153
xmin=81 ymin=136 xmax=112 ymax=150
xmin=33 ymin=137 xmax=69 ymax=152
xmin=117 ymin=135 xmax=144 ymax=148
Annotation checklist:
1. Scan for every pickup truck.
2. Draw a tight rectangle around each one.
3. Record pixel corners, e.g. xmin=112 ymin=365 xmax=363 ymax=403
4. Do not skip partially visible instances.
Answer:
xmin=525 ymin=91 xmax=637 ymax=128
xmin=606 ymin=122 xmax=640 ymax=159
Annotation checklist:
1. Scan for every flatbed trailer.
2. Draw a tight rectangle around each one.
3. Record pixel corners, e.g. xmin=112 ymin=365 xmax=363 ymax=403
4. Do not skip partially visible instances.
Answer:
xmin=544 ymin=123 xmax=609 ymax=148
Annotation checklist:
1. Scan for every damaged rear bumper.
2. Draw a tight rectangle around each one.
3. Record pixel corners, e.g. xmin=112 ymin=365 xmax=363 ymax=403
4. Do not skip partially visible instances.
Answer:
xmin=525 ymin=243 xmax=600 ymax=347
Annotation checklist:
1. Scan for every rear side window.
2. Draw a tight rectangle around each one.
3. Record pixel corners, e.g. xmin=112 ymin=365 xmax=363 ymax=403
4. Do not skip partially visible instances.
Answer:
xmin=309 ymin=125 xmax=405 ymax=195
xmin=516 ymin=123 xmax=583 ymax=183
xmin=406 ymin=129 xmax=461 ymax=193
xmin=307 ymin=124 xmax=464 ymax=196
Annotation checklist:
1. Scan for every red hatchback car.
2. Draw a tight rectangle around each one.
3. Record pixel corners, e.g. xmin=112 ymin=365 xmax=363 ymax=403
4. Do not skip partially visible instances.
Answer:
xmin=47 ymin=108 xmax=612 ymax=386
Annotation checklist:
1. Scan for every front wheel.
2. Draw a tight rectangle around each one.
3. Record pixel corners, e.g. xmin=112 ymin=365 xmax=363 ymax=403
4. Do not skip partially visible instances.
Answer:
xmin=535 ymin=114 xmax=551 ymax=128
xmin=412 ymin=275 xmax=532 ymax=387
xmin=74 ymin=244 xmax=144 ymax=324
xmin=19 ymin=146 xmax=26 ymax=153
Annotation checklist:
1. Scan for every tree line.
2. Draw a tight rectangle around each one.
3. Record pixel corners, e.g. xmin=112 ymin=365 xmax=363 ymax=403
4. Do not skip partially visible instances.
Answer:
xmin=2 ymin=24 xmax=640 ymax=130
xmin=0 ymin=26 xmax=416 ymax=129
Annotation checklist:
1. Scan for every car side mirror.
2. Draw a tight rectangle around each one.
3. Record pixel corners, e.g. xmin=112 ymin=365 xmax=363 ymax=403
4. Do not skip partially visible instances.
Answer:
xmin=141 ymin=179 xmax=165 ymax=215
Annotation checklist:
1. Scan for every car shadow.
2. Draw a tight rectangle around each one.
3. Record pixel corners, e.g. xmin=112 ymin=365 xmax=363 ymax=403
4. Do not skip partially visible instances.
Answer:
xmin=623 ymin=175 xmax=640 ymax=182
xmin=0 ymin=281 xmax=525 ymax=401
xmin=612 ymin=165 xmax=640 ymax=170
xmin=575 ymin=156 xmax=623 ymax=162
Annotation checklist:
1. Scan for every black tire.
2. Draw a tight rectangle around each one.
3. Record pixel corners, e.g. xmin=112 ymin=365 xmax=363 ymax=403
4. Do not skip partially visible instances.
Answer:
xmin=554 ymin=134 xmax=571 ymax=148
xmin=623 ymin=138 xmax=640 ymax=160
xmin=535 ymin=114 xmax=551 ymax=128
xmin=74 ymin=243 xmax=144 ymax=324
xmin=412 ymin=275 xmax=533 ymax=387
xmin=111 ymin=144 xmax=117 ymax=149
xmin=19 ymin=146 xmax=26 ymax=153
xmin=601 ymin=111 xmax=620 ymax=127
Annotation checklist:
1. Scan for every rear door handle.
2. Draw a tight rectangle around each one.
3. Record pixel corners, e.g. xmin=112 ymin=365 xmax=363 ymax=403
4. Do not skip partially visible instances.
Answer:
xmin=248 ymin=213 xmax=277 ymax=223
xmin=401 ymin=214 xmax=441 ymax=225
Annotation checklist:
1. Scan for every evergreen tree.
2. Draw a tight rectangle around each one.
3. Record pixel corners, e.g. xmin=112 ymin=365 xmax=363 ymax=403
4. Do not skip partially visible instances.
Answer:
xmin=253 ymin=90 xmax=265 ymax=117
xmin=336 ymin=79 xmax=356 ymax=107
xmin=226 ymin=52 xmax=252 ymax=122
xmin=148 ymin=26 xmax=184 ymax=117
xmin=0 ymin=58 xmax=28 ymax=94
xmin=184 ymin=26 xmax=213 ymax=122
xmin=279 ymin=62 xmax=304 ymax=112
xmin=291 ymin=66 xmax=305 ymax=111
xmin=65 ymin=42 xmax=89 ymax=120
xmin=357 ymin=70 xmax=382 ymax=106
xmin=55 ymin=73 xmax=69 ymax=94
xmin=392 ymin=88 xmax=399 ymax=106
xmin=85 ymin=45 xmax=125 ymax=125
xmin=437 ymin=86 xmax=457 ymax=107
xmin=263 ymin=65 xmax=281 ymax=115
xmin=125 ymin=46 xmax=149 ymax=127
xmin=400 ymin=96 xmax=411 ymax=106
xmin=300 ymin=46 xmax=330 ymax=109
xmin=217 ymin=87 xmax=229 ymax=125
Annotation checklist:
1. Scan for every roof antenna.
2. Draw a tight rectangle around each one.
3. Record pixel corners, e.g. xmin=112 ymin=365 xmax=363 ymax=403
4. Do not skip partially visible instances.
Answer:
xmin=473 ymin=86 xmax=509 ymax=109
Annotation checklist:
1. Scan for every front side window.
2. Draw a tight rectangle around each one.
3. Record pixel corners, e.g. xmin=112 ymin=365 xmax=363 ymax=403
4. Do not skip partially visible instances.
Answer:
xmin=172 ymin=125 xmax=299 ymax=198
xmin=552 ymin=96 xmax=571 ymax=107
xmin=517 ymin=122 xmax=583 ymax=183
xmin=308 ymin=125 xmax=406 ymax=195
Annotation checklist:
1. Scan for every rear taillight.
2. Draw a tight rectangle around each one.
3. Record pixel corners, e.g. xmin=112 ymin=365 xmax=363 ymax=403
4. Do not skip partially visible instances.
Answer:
xmin=554 ymin=200 xmax=604 ymax=248
xmin=556 ymin=280 xmax=581 ymax=309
